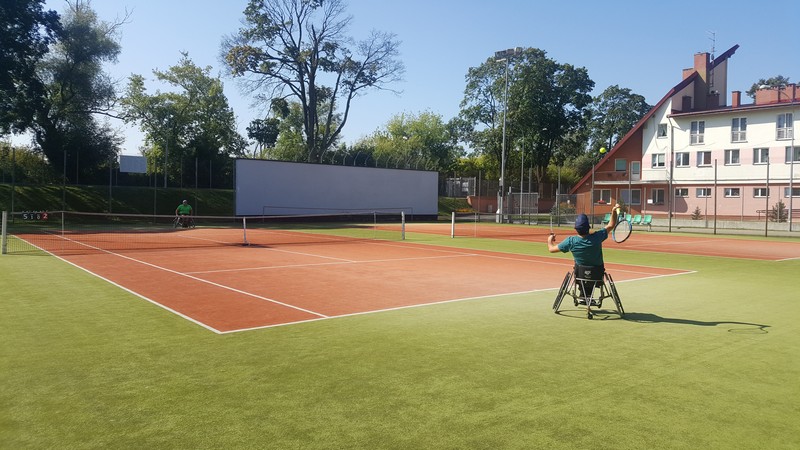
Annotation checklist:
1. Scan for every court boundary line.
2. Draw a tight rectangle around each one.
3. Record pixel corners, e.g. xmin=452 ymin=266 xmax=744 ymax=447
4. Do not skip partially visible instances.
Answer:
xmin=42 ymin=231 xmax=330 ymax=320
xmin=12 ymin=232 xmax=694 ymax=334
xmin=220 ymin=270 xmax=695 ymax=334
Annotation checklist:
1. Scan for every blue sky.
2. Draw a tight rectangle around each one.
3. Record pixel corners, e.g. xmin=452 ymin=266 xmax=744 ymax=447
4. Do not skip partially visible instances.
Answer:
xmin=32 ymin=0 xmax=800 ymax=155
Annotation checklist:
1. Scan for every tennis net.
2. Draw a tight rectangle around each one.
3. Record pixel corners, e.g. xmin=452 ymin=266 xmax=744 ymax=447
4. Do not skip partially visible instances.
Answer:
xmin=1 ymin=210 xmax=407 ymax=255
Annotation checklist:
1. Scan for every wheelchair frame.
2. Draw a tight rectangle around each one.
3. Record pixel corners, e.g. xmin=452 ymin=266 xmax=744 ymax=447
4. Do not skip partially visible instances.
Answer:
xmin=173 ymin=215 xmax=196 ymax=229
xmin=552 ymin=267 xmax=624 ymax=319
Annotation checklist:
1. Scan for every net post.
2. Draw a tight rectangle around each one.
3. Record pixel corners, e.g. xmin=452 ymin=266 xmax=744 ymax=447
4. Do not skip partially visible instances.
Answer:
xmin=242 ymin=216 xmax=249 ymax=246
xmin=1 ymin=211 xmax=7 ymax=255
xmin=451 ymin=212 xmax=455 ymax=238
xmin=401 ymin=211 xmax=405 ymax=240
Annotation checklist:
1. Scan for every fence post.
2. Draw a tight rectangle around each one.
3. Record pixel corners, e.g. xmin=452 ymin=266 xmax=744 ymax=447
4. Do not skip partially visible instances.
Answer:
xmin=2 ymin=211 xmax=7 ymax=255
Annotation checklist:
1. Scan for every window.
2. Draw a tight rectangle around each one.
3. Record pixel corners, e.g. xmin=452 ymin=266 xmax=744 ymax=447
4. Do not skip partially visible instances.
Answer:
xmin=724 ymin=188 xmax=740 ymax=198
xmin=731 ymin=118 xmax=747 ymax=142
xmin=657 ymin=123 xmax=668 ymax=138
xmin=786 ymin=146 xmax=800 ymax=163
xmin=620 ymin=189 xmax=641 ymax=205
xmin=777 ymin=113 xmax=793 ymax=140
xmin=593 ymin=189 xmax=611 ymax=205
xmin=675 ymin=152 xmax=690 ymax=167
xmin=697 ymin=188 xmax=712 ymax=198
xmin=652 ymin=153 xmax=665 ymax=168
xmin=690 ymin=121 xmax=705 ymax=144
xmin=651 ymin=189 xmax=665 ymax=205
xmin=696 ymin=151 xmax=712 ymax=166
xmin=785 ymin=187 xmax=800 ymax=198
xmin=675 ymin=188 xmax=689 ymax=197
xmin=754 ymin=148 xmax=769 ymax=164
xmin=724 ymin=149 xmax=740 ymax=165
xmin=615 ymin=159 xmax=627 ymax=171
xmin=753 ymin=188 xmax=768 ymax=198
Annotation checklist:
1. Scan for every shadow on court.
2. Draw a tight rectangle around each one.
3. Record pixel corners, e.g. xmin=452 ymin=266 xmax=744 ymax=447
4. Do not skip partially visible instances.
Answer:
xmin=624 ymin=312 xmax=770 ymax=333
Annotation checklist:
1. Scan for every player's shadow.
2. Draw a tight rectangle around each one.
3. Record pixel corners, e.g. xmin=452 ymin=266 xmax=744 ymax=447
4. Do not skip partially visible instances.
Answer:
xmin=623 ymin=312 xmax=770 ymax=334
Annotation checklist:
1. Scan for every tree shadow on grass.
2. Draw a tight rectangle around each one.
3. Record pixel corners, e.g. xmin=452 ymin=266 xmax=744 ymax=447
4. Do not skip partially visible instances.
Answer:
xmin=623 ymin=312 xmax=770 ymax=334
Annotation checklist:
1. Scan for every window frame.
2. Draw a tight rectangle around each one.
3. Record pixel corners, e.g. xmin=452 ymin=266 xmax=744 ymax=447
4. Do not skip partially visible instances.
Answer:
xmin=724 ymin=187 xmax=740 ymax=198
xmin=724 ymin=149 xmax=740 ymax=166
xmin=786 ymin=146 xmax=800 ymax=163
xmin=731 ymin=117 xmax=747 ymax=142
xmin=614 ymin=158 xmax=627 ymax=172
xmin=657 ymin=123 xmax=668 ymax=138
xmin=754 ymin=148 xmax=770 ymax=165
xmin=777 ymin=113 xmax=794 ymax=140
xmin=696 ymin=151 xmax=712 ymax=167
xmin=674 ymin=152 xmax=690 ymax=167
xmin=651 ymin=153 xmax=665 ymax=168
xmin=675 ymin=188 xmax=689 ymax=197
xmin=650 ymin=188 xmax=665 ymax=205
xmin=690 ymin=120 xmax=705 ymax=145
xmin=785 ymin=187 xmax=800 ymax=198
xmin=696 ymin=188 xmax=712 ymax=198
xmin=753 ymin=187 xmax=768 ymax=198
xmin=620 ymin=189 xmax=641 ymax=205
xmin=593 ymin=189 xmax=611 ymax=205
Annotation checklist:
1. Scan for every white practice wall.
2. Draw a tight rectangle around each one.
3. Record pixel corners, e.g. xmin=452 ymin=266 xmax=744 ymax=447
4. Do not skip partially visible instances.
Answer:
xmin=235 ymin=159 xmax=438 ymax=216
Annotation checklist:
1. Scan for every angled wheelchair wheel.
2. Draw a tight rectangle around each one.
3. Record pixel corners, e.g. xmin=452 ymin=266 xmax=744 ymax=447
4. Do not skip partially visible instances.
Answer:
xmin=605 ymin=273 xmax=625 ymax=317
xmin=172 ymin=216 xmax=181 ymax=228
xmin=552 ymin=272 xmax=572 ymax=312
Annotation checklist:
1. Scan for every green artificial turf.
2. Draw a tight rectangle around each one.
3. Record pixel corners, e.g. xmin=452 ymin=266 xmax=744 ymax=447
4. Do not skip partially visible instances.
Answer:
xmin=1 ymin=232 xmax=799 ymax=449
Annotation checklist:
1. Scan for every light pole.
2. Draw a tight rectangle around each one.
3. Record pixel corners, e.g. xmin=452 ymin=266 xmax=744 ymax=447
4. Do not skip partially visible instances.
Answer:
xmin=495 ymin=47 xmax=522 ymax=223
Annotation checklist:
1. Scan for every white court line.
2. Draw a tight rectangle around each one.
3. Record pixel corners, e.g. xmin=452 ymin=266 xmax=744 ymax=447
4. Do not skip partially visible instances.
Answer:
xmin=12 ymin=235 xmax=224 ymax=334
xmin=43 ymin=232 xmax=329 ymax=320
xmin=220 ymin=270 xmax=695 ymax=334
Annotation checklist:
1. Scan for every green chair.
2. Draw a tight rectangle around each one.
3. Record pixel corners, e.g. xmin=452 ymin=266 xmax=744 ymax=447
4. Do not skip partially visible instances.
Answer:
xmin=641 ymin=214 xmax=652 ymax=231
xmin=631 ymin=214 xmax=642 ymax=225
xmin=625 ymin=213 xmax=633 ymax=222
xmin=601 ymin=213 xmax=611 ymax=224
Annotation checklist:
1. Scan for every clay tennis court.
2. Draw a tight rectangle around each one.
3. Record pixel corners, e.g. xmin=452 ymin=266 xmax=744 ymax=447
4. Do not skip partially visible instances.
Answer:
xmin=407 ymin=221 xmax=800 ymax=261
xmin=18 ymin=226 xmax=687 ymax=333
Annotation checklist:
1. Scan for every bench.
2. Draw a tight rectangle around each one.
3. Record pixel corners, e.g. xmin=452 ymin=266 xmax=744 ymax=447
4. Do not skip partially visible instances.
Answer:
xmin=756 ymin=209 xmax=800 ymax=219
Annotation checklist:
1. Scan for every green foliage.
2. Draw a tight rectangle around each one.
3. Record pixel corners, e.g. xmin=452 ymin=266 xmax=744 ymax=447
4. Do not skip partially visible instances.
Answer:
xmin=459 ymin=47 xmax=595 ymax=191
xmin=121 ymin=53 xmax=246 ymax=187
xmin=586 ymin=85 xmax=651 ymax=151
xmin=222 ymin=0 xmax=404 ymax=162
xmin=746 ymin=75 xmax=791 ymax=98
xmin=0 ymin=143 xmax=58 ymax=185
xmin=370 ymin=111 xmax=462 ymax=172
xmin=30 ymin=1 xmax=124 ymax=185
xmin=770 ymin=200 xmax=788 ymax=222
xmin=691 ymin=206 xmax=703 ymax=220
xmin=0 ymin=0 xmax=61 ymax=134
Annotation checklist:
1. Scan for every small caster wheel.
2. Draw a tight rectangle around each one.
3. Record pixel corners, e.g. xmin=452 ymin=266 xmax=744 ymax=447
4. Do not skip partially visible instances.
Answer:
xmin=587 ymin=313 xmax=593 ymax=319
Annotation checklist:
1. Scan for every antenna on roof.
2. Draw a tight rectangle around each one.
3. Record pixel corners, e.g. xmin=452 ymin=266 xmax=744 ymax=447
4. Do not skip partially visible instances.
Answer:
xmin=707 ymin=31 xmax=716 ymax=89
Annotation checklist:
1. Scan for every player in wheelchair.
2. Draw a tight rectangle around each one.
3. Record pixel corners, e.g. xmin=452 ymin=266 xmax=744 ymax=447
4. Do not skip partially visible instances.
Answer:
xmin=174 ymin=200 xmax=195 ymax=228
xmin=547 ymin=206 xmax=624 ymax=319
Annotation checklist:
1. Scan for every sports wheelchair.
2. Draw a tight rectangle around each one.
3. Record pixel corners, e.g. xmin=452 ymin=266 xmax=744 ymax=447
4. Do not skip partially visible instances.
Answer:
xmin=552 ymin=265 xmax=624 ymax=319
xmin=173 ymin=215 xmax=196 ymax=229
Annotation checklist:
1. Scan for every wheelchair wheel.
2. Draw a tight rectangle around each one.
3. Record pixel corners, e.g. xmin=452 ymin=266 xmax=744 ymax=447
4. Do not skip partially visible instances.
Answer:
xmin=173 ymin=217 xmax=180 ymax=228
xmin=605 ymin=273 xmax=625 ymax=317
xmin=552 ymin=272 xmax=572 ymax=312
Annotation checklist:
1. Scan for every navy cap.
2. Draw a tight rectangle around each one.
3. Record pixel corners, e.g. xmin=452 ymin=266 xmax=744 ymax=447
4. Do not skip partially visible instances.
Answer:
xmin=574 ymin=214 xmax=590 ymax=234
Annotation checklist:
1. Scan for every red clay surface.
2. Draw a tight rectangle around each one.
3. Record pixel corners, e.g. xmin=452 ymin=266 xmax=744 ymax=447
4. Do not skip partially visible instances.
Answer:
xmin=405 ymin=222 xmax=800 ymax=261
xmin=20 ymin=228 xmax=687 ymax=333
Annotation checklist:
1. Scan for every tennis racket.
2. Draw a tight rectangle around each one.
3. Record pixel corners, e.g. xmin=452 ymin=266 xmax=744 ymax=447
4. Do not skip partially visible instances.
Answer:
xmin=612 ymin=208 xmax=632 ymax=243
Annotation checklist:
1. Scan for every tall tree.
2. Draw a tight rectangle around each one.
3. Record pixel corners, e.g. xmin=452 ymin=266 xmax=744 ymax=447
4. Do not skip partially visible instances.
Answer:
xmin=0 ymin=0 xmax=61 ymax=134
xmin=32 ymin=0 xmax=125 ymax=184
xmin=121 ymin=53 xmax=248 ymax=187
xmin=221 ymin=0 xmax=404 ymax=163
xmin=585 ymin=85 xmax=650 ymax=151
xmin=460 ymin=48 xmax=594 ymax=190
xmin=371 ymin=111 xmax=462 ymax=171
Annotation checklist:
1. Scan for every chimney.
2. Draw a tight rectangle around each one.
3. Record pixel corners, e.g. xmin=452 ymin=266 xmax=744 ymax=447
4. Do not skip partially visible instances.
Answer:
xmin=694 ymin=52 xmax=710 ymax=81
xmin=732 ymin=91 xmax=741 ymax=108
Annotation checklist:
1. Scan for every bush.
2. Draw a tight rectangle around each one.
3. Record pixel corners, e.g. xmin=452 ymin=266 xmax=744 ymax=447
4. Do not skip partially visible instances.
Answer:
xmin=691 ymin=206 xmax=703 ymax=220
xmin=770 ymin=200 xmax=788 ymax=222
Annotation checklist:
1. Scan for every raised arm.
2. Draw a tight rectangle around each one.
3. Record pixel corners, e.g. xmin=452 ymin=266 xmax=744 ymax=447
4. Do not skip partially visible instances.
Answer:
xmin=604 ymin=204 xmax=621 ymax=233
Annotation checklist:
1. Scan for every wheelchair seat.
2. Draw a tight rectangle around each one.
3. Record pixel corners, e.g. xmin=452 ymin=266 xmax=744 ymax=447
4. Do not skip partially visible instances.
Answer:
xmin=552 ymin=264 xmax=624 ymax=319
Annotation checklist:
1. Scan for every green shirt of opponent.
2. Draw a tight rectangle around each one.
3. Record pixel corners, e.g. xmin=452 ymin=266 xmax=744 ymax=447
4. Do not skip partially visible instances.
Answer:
xmin=546 ymin=204 xmax=619 ymax=267
xmin=175 ymin=200 xmax=192 ymax=216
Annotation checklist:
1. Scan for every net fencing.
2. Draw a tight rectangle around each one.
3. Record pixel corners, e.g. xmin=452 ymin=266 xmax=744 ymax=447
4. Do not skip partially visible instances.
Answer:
xmin=1 ymin=210 xmax=407 ymax=256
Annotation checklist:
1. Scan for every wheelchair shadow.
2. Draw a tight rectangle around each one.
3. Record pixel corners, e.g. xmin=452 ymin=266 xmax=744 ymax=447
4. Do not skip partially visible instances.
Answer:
xmin=623 ymin=312 xmax=770 ymax=334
